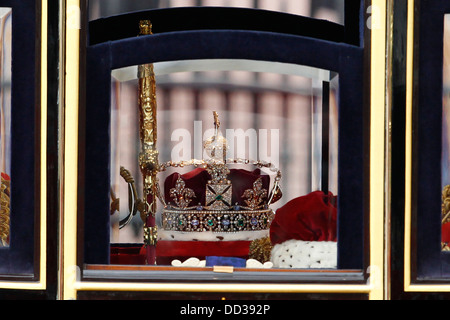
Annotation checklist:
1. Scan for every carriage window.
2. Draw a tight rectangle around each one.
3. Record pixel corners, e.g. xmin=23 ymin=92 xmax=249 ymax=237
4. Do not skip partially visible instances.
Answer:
xmin=109 ymin=59 xmax=340 ymax=269
xmin=0 ymin=8 xmax=12 ymax=248
xmin=443 ymin=15 xmax=450 ymax=251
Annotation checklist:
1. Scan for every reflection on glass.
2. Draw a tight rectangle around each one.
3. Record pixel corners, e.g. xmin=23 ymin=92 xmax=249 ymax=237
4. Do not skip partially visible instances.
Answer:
xmin=109 ymin=60 xmax=339 ymax=269
xmin=88 ymin=0 xmax=344 ymax=24
xmin=0 ymin=8 xmax=11 ymax=248
xmin=443 ymin=15 xmax=450 ymax=251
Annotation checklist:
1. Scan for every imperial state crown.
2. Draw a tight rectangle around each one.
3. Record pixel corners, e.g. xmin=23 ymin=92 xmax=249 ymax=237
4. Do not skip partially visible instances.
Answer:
xmin=158 ymin=111 xmax=283 ymax=235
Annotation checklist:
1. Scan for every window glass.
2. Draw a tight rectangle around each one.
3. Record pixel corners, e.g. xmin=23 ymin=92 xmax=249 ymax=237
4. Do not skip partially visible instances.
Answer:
xmin=109 ymin=59 xmax=340 ymax=269
xmin=443 ymin=15 xmax=450 ymax=251
xmin=0 ymin=8 xmax=12 ymax=248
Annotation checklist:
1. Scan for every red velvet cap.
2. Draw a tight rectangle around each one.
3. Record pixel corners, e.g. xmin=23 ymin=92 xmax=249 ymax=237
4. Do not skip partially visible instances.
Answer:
xmin=270 ymin=191 xmax=337 ymax=245
xmin=164 ymin=168 xmax=270 ymax=207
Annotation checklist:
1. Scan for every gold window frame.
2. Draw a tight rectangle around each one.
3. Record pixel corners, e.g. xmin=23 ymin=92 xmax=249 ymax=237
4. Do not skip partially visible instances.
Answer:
xmin=61 ymin=0 xmax=388 ymax=300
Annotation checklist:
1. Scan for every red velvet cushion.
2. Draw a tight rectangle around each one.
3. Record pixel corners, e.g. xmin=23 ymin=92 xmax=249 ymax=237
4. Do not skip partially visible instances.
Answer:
xmin=110 ymin=246 xmax=146 ymax=265
xmin=270 ymin=191 xmax=337 ymax=245
xmin=138 ymin=240 xmax=252 ymax=265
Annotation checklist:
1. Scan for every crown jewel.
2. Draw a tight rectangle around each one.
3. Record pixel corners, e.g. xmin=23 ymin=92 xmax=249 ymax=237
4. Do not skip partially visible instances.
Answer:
xmin=158 ymin=111 xmax=282 ymax=233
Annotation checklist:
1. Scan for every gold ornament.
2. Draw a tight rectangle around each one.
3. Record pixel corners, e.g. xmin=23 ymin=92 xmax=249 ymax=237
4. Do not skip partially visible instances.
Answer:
xmin=0 ymin=174 xmax=10 ymax=246
xmin=249 ymin=237 xmax=273 ymax=263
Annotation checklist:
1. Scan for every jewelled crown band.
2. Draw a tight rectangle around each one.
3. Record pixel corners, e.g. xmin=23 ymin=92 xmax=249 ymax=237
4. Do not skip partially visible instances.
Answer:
xmin=157 ymin=111 xmax=282 ymax=233
xmin=162 ymin=208 xmax=274 ymax=233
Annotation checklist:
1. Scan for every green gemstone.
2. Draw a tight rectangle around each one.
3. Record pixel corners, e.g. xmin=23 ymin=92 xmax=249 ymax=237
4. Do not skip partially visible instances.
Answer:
xmin=207 ymin=219 xmax=214 ymax=226
xmin=215 ymin=194 xmax=223 ymax=201
xmin=237 ymin=219 xmax=244 ymax=227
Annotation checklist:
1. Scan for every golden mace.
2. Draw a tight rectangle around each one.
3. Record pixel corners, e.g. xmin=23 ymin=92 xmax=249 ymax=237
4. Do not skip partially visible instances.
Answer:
xmin=138 ymin=20 xmax=158 ymax=264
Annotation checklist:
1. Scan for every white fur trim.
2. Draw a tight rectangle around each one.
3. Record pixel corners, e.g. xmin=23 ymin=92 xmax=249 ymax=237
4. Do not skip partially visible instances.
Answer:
xmin=158 ymin=229 xmax=269 ymax=241
xmin=270 ymin=239 xmax=337 ymax=269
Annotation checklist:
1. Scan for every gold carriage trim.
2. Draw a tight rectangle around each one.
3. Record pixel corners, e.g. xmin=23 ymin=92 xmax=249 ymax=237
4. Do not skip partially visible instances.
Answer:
xmin=162 ymin=208 xmax=274 ymax=233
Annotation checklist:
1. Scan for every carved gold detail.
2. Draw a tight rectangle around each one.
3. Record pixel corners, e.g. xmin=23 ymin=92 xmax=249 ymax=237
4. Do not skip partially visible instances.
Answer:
xmin=144 ymin=226 xmax=158 ymax=246
xmin=443 ymin=185 xmax=450 ymax=224
xmin=137 ymin=20 xmax=159 ymax=264
xmin=139 ymin=19 xmax=152 ymax=37
xmin=138 ymin=20 xmax=158 ymax=223
xmin=0 ymin=174 xmax=10 ymax=246
xmin=242 ymin=178 xmax=268 ymax=210
xmin=249 ymin=237 xmax=273 ymax=263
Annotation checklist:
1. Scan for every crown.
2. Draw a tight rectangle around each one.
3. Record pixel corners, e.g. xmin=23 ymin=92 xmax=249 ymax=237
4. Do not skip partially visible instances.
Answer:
xmin=157 ymin=111 xmax=282 ymax=233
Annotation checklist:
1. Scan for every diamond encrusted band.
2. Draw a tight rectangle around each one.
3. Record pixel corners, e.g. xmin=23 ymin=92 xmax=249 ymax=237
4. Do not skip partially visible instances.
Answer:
xmin=162 ymin=208 xmax=274 ymax=233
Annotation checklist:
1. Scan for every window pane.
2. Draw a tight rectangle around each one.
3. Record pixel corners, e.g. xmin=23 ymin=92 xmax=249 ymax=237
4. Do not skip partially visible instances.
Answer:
xmin=443 ymin=15 xmax=450 ymax=251
xmin=0 ymin=8 xmax=12 ymax=248
xmin=109 ymin=59 xmax=339 ymax=269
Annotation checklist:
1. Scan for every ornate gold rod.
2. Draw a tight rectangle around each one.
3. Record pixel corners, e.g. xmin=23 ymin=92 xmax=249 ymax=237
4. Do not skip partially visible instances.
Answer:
xmin=138 ymin=20 xmax=158 ymax=264
xmin=0 ymin=174 xmax=10 ymax=246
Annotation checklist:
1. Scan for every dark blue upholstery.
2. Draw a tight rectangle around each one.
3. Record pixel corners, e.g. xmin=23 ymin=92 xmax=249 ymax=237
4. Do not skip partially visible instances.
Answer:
xmin=88 ymin=7 xmax=347 ymax=46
